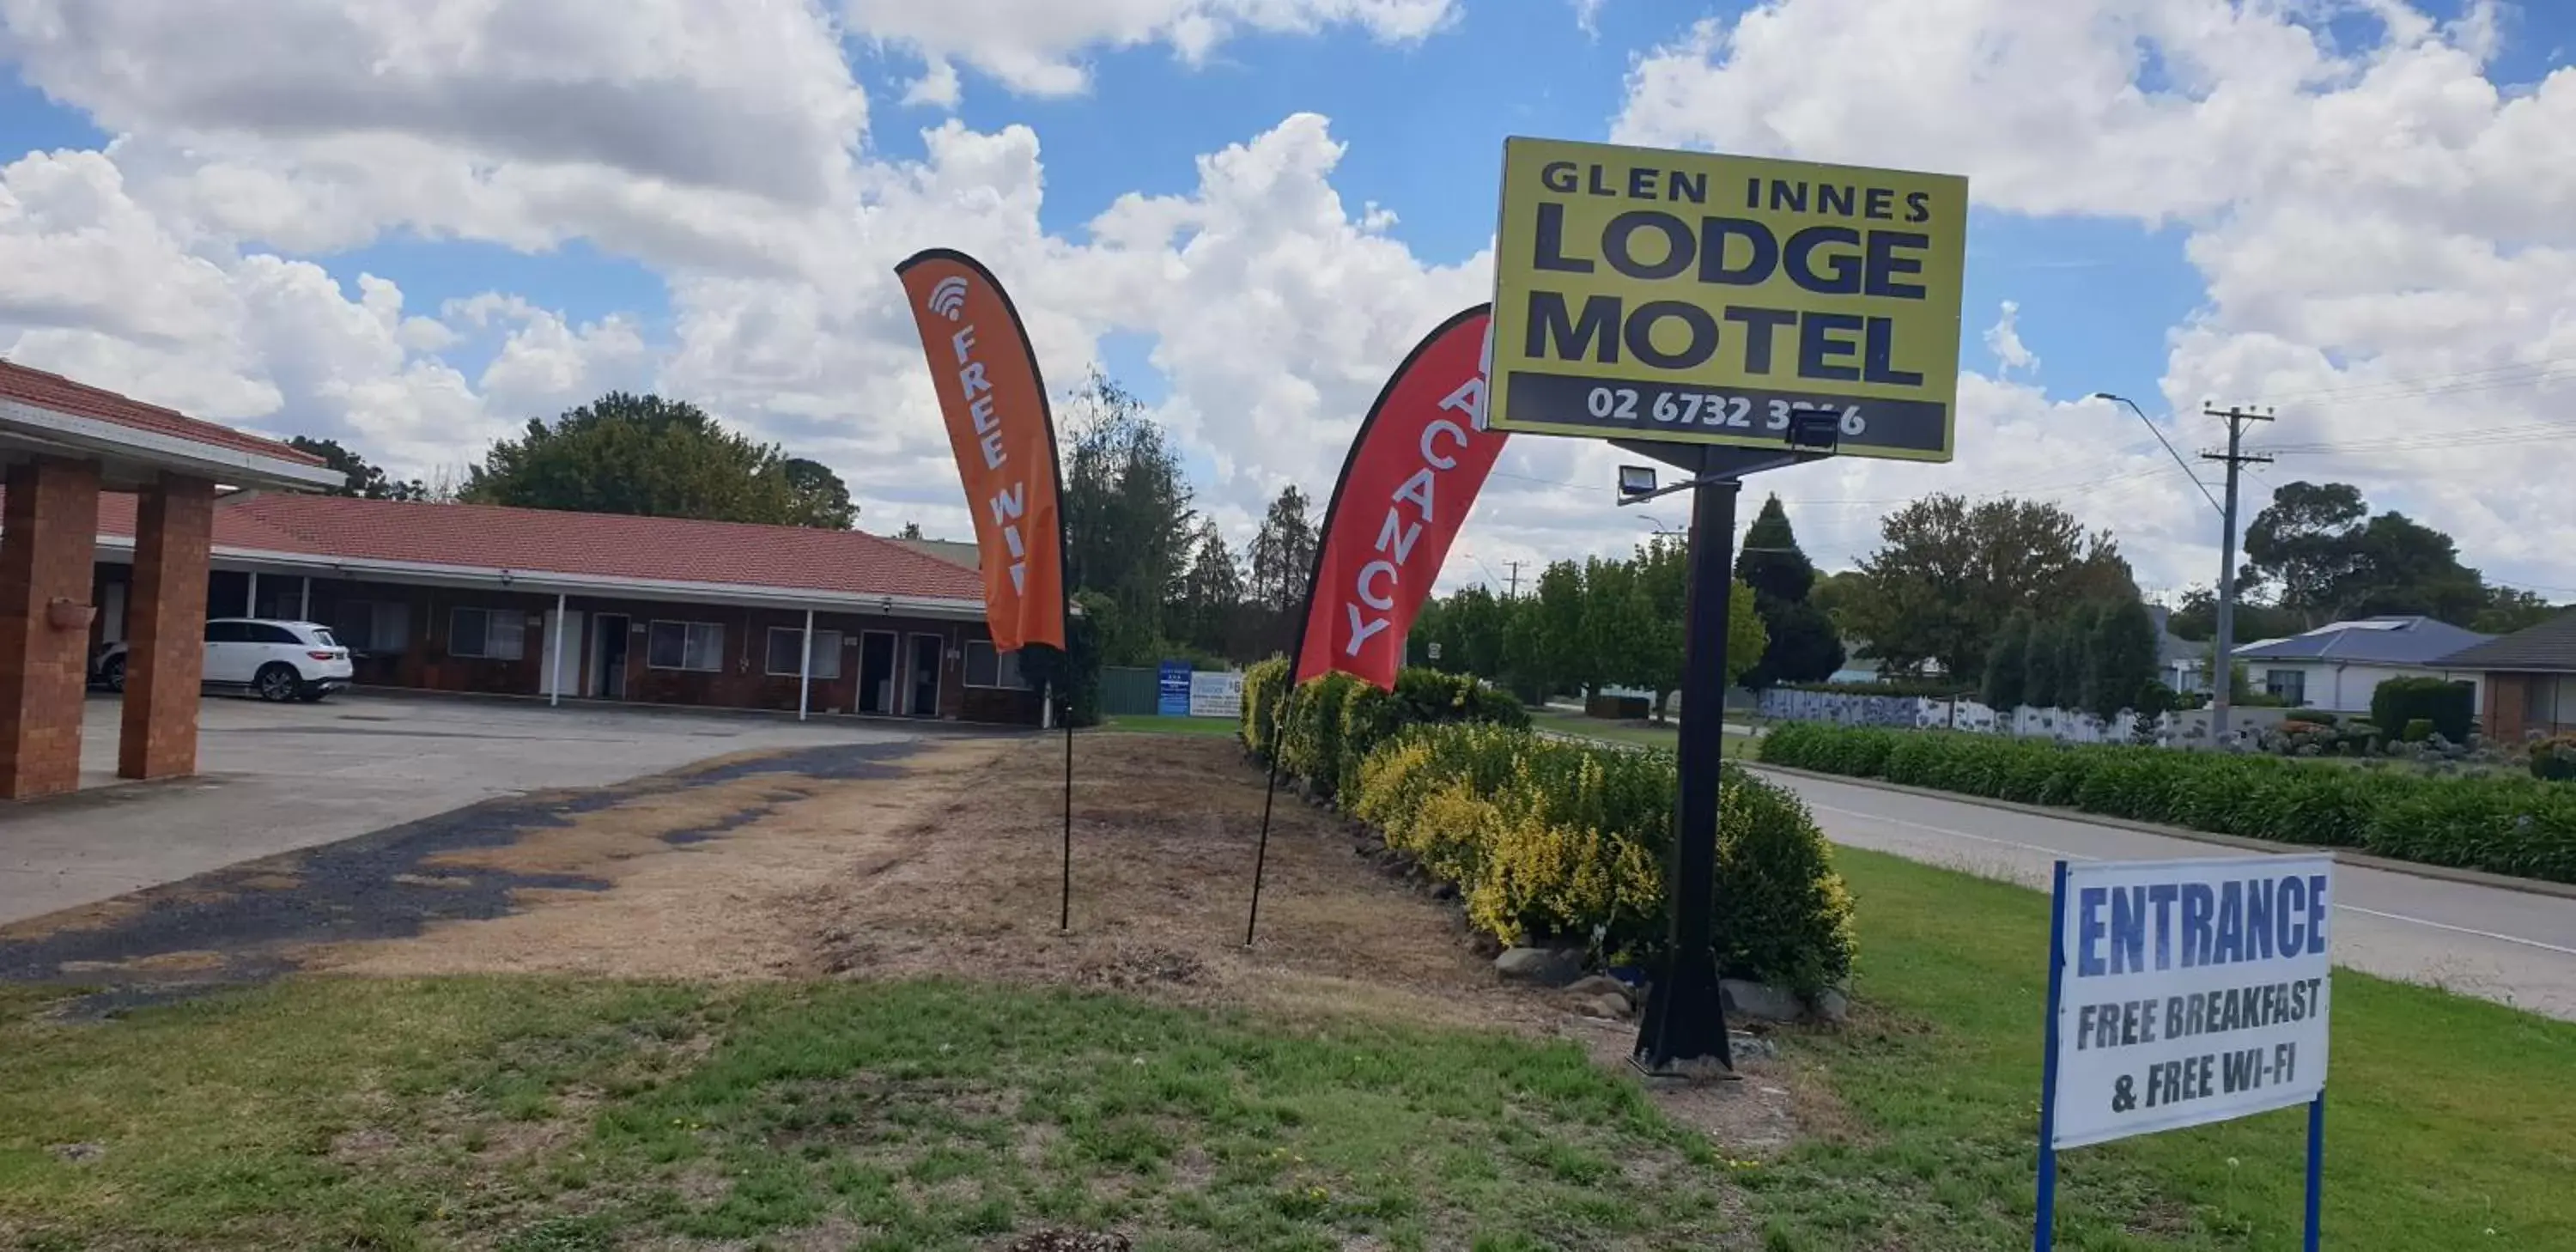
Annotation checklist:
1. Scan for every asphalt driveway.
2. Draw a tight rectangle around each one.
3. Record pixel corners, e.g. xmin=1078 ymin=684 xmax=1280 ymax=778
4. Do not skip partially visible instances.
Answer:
xmin=0 ymin=693 xmax=920 ymax=927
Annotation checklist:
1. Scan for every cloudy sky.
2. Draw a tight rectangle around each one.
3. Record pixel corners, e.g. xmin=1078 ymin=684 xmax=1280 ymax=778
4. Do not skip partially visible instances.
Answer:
xmin=3 ymin=0 xmax=2572 ymax=603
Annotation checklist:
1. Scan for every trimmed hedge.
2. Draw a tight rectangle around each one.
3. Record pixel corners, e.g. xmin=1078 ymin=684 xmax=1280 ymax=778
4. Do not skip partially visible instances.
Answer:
xmin=1759 ymin=722 xmax=2576 ymax=884
xmin=2371 ymin=677 xmax=2476 ymax=745
xmin=1353 ymin=724 xmax=1856 ymax=991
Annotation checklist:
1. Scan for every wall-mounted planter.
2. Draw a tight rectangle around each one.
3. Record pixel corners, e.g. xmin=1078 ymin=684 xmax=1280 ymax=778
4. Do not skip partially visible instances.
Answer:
xmin=46 ymin=599 xmax=96 ymax=631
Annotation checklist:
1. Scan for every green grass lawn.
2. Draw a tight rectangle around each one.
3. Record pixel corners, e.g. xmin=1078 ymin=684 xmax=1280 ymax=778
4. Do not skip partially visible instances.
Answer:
xmin=1097 ymin=714 xmax=1241 ymax=737
xmin=1763 ymin=848 xmax=2576 ymax=1250
xmin=2 ymin=856 xmax=2566 ymax=1249
xmin=0 ymin=980 xmax=1735 ymax=1251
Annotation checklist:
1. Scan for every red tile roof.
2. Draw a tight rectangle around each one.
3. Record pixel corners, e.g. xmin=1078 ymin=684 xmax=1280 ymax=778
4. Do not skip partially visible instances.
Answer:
xmin=0 ymin=361 xmax=324 ymax=465
xmin=183 ymin=494 xmax=988 ymax=603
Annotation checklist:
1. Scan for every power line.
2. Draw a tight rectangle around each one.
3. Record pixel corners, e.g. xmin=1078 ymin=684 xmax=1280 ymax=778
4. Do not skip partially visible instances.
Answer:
xmin=2245 ymin=356 xmax=2576 ymax=406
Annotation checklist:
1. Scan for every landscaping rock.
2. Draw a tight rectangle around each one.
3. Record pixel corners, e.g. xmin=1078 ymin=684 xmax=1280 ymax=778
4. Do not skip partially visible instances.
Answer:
xmin=1584 ymin=992 xmax=1633 ymax=1019
xmin=1720 ymin=978 xmax=1806 ymax=1024
xmin=1728 ymin=1032 xmax=1779 ymax=1061
xmin=1564 ymin=974 xmax=1634 ymax=1006
xmin=1495 ymin=946 xmax=1584 ymax=987
xmin=1813 ymin=987 xmax=1851 ymax=1024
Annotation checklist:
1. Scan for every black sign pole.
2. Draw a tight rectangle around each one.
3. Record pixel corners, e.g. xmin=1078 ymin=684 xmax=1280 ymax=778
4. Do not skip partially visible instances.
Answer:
xmin=1625 ymin=440 xmax=1825 ymax=1076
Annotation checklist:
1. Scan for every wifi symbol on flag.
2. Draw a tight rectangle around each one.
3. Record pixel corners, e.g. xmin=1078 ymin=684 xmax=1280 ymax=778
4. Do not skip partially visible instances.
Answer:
xmin=926 ymin=277 xmax=970 ymax=321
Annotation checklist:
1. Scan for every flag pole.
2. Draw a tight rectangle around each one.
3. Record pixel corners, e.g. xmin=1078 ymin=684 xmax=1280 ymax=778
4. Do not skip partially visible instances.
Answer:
xmin=1243 ymin=302 xmax=1490 ymax=946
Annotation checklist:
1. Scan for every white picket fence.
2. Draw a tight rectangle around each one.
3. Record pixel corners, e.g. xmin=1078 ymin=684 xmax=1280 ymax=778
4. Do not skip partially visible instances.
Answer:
xmin=1754 ymin=689 xmax=2291 ymax=751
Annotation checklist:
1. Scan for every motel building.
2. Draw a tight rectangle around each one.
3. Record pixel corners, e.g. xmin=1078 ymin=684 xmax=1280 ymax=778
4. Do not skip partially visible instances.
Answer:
xmin=1 ymin=363 xmax=1036 ymax=801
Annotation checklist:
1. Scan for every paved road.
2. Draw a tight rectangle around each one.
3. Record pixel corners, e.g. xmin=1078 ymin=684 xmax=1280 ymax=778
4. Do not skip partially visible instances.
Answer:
xmin=1753 ymin=767 xmax=2576 ymax=1023
xmin=1 ymin=694 xmax=914 ymax=927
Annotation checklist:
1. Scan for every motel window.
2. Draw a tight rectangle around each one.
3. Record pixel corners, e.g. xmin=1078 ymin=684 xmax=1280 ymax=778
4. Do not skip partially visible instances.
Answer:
xmin=648 ymin=621 xmax=726 ymax=672
xmin=336 ymin=600 xmax=410 ymax=653
xmin=2264 ymin=669 xmax=2306 ymax=706
xmin=765 ymin=627 xmax=844 ymax=679
xmin=964 ymin=639 xmax=1030 ymax=690
xmin=448 ymin=607 xmax=526 ymax=661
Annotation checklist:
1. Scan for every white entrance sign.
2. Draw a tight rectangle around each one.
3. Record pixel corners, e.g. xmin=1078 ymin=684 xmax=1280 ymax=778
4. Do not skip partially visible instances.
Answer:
xmin=1189 ymin=671 xmax=1245 ymax=720
xmin=2048 ymin=855 xmax=2333 ymax=1150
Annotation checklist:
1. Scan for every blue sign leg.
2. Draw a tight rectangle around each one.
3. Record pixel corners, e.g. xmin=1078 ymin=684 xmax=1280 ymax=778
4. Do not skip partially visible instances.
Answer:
xmin=2035 ymin=860 xmax=2070 ymax=1252
xmin=2304 ymin=1091 xmax=2325 ymax=1252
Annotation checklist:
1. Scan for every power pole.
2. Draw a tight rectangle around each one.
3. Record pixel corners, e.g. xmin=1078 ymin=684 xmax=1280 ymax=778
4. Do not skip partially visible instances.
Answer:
xmin=2201 ymin=404 xmax=2275 ymax=750
xmin=1504 ymin=560 xmax=1525 ymax=599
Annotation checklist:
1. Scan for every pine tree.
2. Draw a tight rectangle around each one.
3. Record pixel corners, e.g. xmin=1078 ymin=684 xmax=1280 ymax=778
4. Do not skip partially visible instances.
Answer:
xmin=1735 ymin=495 xmax=1845 ymax=689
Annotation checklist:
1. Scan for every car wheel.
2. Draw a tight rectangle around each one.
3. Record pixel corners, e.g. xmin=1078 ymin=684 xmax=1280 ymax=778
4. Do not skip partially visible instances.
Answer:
xmin=103 ymin=655 xmax=126 ymax=694
xmin=254 ymin=663 xmax=300 ymax=702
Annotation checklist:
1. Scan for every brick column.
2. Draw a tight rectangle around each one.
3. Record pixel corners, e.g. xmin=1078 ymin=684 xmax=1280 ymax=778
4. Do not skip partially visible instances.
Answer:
xmin=119 ymin=475 xmax=214 ymax=781
xmin=0 ymin=458 xmax=103 ymax=799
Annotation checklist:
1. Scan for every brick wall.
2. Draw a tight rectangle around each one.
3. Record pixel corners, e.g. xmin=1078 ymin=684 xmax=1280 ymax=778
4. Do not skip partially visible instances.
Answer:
xmin=0 ymin=459 xmax=102 ymax=799
xmin=118 ymin=477 xmax=214 ymax=781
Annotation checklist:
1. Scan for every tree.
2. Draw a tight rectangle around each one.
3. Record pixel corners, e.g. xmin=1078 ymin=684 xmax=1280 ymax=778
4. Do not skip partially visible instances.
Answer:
xmin=1983 ymin=611 xmax=2031 ymax=712
xmin=288 ymin=435 xmax=424 ymax=501
xmin=1631 ymin=536 xmax=1689 ymax=718
xmin=1177 ymin=519 xmax=1245 ymax=658
xmin=2475 ymin=586 xmax=2563 ymax=635
xmin=1735 ymin=495 xmax=1844 ymax=690
xmin=781 ymin=458 xmax=856 ymax=530
xmin=1722 ymin=579 xmax=1771 ymax=694
xmin=2087 ymin=599 xmax=2160 ymax=722
xmin=1736 ymin=494 xmax=1816 ymax=602
xmin=1809 ymin=569 xmax=1865 ymax=638
xmin=1246 ymin=486 xmax=1316 ymax=613
xmin=2337 ymin=511 xmax=2486 ymax=624
xmin=1061 ymin=373 xmax=1194 ymax=659
xmin=2163 ymin=586 xmax=2302 ymax=645
xmin=1501 ymin=592 xmax=1550 ymax=703
xmin=2239 ymin=482 xmax=2368 ymax=624
xmin=1845 ymin=495 xmax=2135 ymax=681
xmin=2060 ymin=603 xmax=2103 ymax=715
xmin=2239 ymin=482 xmax=2489 ymax=628
xmin=2024 ymin=617 xmax=2063 ymax=709
xmin=1582 ymin=556 xmax=1654 ymax=694
xmin=1533 ymin=559 xmax=1592 ymax=698
xmin=1447 ymin=584 xmax=1510 ymax=680
xmin=464 ymin=392 xmax=850 ymax=527
xmin=896 ymin=521 xmax=926 ymax=540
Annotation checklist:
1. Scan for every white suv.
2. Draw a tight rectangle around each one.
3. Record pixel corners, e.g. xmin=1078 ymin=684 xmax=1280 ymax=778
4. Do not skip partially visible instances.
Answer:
xmin=94 ymin=617 xmax=355 ymax=702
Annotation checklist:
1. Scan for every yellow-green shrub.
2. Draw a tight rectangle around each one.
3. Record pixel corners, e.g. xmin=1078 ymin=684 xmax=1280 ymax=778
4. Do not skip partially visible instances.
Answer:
xmin=1238 ymin=656 xmax=1291 ymax=760
xmin=1352 ymin=724 xmax=1856 ymax=991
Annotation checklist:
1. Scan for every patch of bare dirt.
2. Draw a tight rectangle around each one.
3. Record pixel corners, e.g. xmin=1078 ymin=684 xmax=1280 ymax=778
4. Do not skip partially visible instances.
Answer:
xmin=309 ymin=739 xmax=1005 ymax=980
xmin=309 ymin=732 xmax=1811 ymax=1157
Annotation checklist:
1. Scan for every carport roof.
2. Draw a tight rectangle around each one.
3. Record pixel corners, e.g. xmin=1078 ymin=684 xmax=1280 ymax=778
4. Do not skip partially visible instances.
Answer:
xmin=0 ymin=361 xmax=337 ymax=490
xmin=82 ymin=492 xmax=990 ymax=610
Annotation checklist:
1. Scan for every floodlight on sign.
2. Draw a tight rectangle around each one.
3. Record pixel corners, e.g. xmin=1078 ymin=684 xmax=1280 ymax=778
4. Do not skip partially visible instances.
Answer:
xmin=1618 ymin=465 xmax=1658 ymax=500
xmin=1788 ymin=410 xmax=1843 ymax=451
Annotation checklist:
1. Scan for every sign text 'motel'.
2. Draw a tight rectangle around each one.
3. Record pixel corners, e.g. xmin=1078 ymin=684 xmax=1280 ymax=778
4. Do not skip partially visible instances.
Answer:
xmin=1485 ymin=138 xmax=1968 ymax=461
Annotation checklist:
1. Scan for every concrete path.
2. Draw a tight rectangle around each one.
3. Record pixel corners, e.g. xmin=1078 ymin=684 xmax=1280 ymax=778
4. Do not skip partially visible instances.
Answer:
xmin=0 ymin=693 xmax=918 ymax=927
xmin=1753 ymin=767 xmax=2576 ymax=1022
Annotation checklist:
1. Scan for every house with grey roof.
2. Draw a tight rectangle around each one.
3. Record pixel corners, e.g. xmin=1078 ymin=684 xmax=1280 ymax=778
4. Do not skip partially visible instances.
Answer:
xmin=2435 ymin=609 xmax=2576 ymax=742
xmin=2229 ymin=616 xmax=2493 ymax=714
xmin=2147 ymin=605 xmax=2209 ymax=695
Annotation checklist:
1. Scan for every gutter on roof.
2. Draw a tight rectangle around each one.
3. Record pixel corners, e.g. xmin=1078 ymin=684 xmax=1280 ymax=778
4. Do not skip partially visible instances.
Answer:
xmin=90 ymin=536 xmax=988 ymax=619
xmin=0 ymin=397 xmax=340 ymax=491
